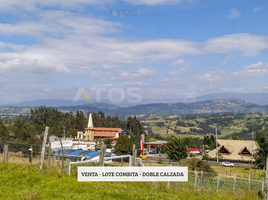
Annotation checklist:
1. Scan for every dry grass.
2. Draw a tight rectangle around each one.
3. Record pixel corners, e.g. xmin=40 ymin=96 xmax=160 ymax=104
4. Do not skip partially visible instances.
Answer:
xmin=0 ymin=162 xmax=263 ymax=200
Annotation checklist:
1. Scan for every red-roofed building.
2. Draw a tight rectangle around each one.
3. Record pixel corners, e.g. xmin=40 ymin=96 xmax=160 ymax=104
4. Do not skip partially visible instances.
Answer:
xmin=187 ymin=148 xmax=203 ymax=152
xmin=79 ymin=113 xmax=129 ymax=141
xmin=187 ymin=148 xmax=203 ymax=157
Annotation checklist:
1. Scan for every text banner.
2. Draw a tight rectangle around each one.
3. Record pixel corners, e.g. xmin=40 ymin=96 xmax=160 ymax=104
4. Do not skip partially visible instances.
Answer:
xmin=78 ymin=167 xmax=188 ymax=182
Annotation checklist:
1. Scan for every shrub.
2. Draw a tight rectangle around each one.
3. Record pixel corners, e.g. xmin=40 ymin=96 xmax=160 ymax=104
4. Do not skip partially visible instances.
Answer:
xmin=157 ymin=158 xmax=163 ymax=164
xmin=202 ymin=154 xmax=209 ymax=161
xmin=182 ymin=158 xmax=214 ymax=172
xmin=165 ymin=137 xmax=187 ymax=162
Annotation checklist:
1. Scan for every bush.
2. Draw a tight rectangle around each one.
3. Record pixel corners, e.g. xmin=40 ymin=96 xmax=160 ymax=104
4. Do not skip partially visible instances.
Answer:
xmin=157 ymin=158 xmax=163 ymax=164
xmin=182 ymin=158 xmax=214 ymax=172
xmin=165 ymin=137 xmax=187 ymax=162
xmin=114 ymin=135 xmax=133 ymax=155
xmin=202 ymin=154 xmax=209 ymax=161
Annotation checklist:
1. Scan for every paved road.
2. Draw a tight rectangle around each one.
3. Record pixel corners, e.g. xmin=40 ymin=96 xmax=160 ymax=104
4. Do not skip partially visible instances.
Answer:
xmin=207 ymin=161 xmax=254 ymax=168
xmin=144 ymin=156 xmax=255 ymax=169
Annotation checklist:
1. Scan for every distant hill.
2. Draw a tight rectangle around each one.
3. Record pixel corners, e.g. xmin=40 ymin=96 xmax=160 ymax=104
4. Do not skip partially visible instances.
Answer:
xmin=55 ymin=99 xmax=268 ymax=115
xmin=1 ymin=99 xmax=268 ymax=117
xmin=1 ymin=99 xmax=88 ymax=107
xmin=2 ymin=93 xmax=268 ymax=107
xmin=196 ymin=93 xmax=268 ymax=105
xmin=112 ymin=99 xmax=268 ymax=115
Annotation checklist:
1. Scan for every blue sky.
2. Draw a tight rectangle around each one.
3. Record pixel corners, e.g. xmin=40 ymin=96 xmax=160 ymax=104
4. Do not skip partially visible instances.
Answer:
xmin=0 ymin=0 xmax=268 ymax=105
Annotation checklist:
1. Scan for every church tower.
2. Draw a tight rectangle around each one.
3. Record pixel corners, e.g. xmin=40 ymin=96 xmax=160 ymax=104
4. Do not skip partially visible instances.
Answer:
xmin=85 ymin=113 xmax=94 ymax=141
xmin=88 ymin=113 xmax=94 ymax=128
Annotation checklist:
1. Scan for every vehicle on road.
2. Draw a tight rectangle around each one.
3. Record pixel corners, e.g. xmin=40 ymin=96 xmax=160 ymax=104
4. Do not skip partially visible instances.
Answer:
xmin=222 ymin=162 xmax=234 ymax=167
xmin=137 ymin=150 xmax=147 ymax=159
xmin=140 ymin=153 xmax=147 ymax=159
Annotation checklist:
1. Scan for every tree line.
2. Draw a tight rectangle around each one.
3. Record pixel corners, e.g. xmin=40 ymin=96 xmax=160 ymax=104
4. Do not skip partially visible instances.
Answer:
xmin=0 ymin=106 xmax=145 ymax=148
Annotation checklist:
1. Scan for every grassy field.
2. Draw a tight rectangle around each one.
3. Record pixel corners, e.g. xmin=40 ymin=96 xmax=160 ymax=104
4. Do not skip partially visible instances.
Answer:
xmin=0 ymin=162 xmax=264 ymax=200
xmin=211 ymin=166 xmax=265 ymax=180
xmin=142 ymin=114 xmax=268 ymax=140
xmin=219 ymin=127 xmax=239 ymax=137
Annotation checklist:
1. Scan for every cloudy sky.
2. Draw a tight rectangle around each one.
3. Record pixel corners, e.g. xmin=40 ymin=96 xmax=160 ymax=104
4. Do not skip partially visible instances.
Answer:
xmin=0 ymin=0 xmax=268 ymax=105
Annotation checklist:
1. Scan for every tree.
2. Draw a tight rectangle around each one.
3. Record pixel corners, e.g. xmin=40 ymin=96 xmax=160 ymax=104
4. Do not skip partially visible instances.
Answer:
xmin=166 ymin=137 xmax=187 ymax=162
xmin=104 ymin=138 xmax=113 ymax=149
xmin=11 ymin=116 xmax=37 ymax=143
xmin=114 ymin=135 xmax=132 ymax=155
xmin=0 ymin=119 xmax=9 ymax=141
xmin=254 ymin=131 xmax=268 ymax=168
xmin=66 ymin=128 xmax=78 ymax=137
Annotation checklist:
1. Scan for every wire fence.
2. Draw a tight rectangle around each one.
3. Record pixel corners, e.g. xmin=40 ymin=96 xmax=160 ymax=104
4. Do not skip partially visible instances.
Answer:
xmin=0 ymin=140 xmax=63 ymax=167
xmin=0 ymin=141 xmax=265 ymax=194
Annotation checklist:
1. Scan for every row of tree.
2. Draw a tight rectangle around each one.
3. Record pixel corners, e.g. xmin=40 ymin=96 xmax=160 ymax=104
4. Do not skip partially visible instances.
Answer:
xmin=0 ymin=107 xmax=145 ymax=149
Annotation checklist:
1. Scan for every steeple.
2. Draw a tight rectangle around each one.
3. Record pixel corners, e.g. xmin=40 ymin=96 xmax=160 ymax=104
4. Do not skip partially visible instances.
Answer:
xmin=88 ymin=113 xmax=94 ymax=128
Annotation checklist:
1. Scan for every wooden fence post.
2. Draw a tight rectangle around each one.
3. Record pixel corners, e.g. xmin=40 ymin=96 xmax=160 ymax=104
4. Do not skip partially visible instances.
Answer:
xmin=129 ymin=156 xmax=133 ymax=166
xmin=40 ymin=126 xmax=49 ymax=170
xmin=66 ymin=158 xmax=70 ymax=175
xmin=132 ymin=144 xmax=135 ymax=166
xmin=30 ymin=145 xmax=33 ymax=164
xmin=194 ymin=170 xmax=198 ymax=189
xmin=167 ymin=164 xmax=172 ymax=189
xmin=200 ymin=171 xmax=204 ymax=194
xmin=60 ymin=139 xmax=64 ymax=173
xmin=3 ymin=144 xmax=8 ymax=163
xmin=262 ymin=178 xmax=265 ymax=192
xmin=248 ymin=175 xmax=250 ymax=191
xmin=48 ymin=143 xmax=51 ymax=166
xmin=233 ymin=174 xmax=236 ymax=193
xmin=99 ymin=143 xmax=105 ymax=166
xmin=57 ymin=149 xmax=60 ymax=163
xmin=134 ymin=149 xmax=137 ymax=166
xmin=217 ymin=173 xmax=220 ymax=192
xmin=264 ymin=157 xmax=268 ymax=200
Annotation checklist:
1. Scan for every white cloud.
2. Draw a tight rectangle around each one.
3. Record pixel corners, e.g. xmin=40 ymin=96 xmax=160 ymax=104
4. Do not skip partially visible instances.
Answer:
xmin=168 ymin=59 xmax=191 ymax=75
xmin=171 ymin=59 xmax=191 ymax=67
xmin=227 ymin=8 xmax=241 ymax=19
xmin=123 ymin=0 xmax=184 ymax=5
xmin=120 ymin=68 xmax=157 ymax=79
xmin=244 ymin=62 xmax=268 ymax=69
xmin=196 ymin=71 xmax=224 ymax=83
xmin=1 ymin=21 xmax=268 ymax=77
xmin=0 ymin=1 xmax=267 ymax=104
xmin=230 ymin=69 xmax=267 ymax=78
xmin=229 ymin=62 xmax=268 ymax=79
xmin=253 ymin=7 xmax=262 ymax=12
xmin=0 ymin=0 xmax=192 ymax=12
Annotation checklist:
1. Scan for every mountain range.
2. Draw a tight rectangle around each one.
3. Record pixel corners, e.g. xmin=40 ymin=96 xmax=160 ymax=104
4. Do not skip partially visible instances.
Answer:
xmin=1 ymin=93 xmax=268 ymax=107
xmin=1 ymin=98 xmax=268 ymax=117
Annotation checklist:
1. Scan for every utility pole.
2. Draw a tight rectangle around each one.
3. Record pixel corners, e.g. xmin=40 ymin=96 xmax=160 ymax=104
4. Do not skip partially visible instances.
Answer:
xmin=63 ymin=126 xmax=65 ymax=138
xmin=216 ymin=125 xmax=218 ymax=163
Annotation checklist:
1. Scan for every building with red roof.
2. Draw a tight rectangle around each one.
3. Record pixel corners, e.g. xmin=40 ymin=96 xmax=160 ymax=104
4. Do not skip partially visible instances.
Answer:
xmin=77 ymin=113 xmax=128 ymax=141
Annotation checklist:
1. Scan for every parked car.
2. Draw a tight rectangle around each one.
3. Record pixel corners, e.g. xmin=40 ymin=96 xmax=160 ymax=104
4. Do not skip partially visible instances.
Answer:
xmin=222 ymin=162 xmax=234 ymax=167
